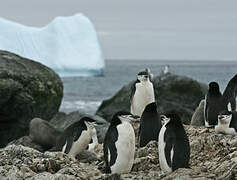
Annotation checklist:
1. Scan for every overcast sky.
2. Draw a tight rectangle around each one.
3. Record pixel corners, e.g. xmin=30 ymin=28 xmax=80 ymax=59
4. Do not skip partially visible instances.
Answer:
xmin=0 ymin=0 xmax=237 ymax=60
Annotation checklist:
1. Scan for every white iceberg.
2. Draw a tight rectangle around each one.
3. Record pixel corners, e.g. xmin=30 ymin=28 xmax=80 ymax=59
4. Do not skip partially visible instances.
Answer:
xmin=0 ymin=14 xmax=104 ymax=77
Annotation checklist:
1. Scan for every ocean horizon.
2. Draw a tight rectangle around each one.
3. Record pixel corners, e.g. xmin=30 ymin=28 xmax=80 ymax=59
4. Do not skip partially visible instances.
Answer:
xmin=59 ymin=60 xmax=237 ymax=114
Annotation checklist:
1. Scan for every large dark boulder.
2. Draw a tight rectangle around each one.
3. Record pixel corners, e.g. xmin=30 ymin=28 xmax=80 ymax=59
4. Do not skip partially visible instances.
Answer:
xmin=96 ymin=73 xmax=208 ymax=124
xmin=0 ymin=50 xmax=63 ymax=147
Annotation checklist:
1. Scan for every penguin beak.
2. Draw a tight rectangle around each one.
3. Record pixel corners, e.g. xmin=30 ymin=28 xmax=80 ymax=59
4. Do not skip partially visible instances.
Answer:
xmin=86 ymin=121 xmax=96 ymax=128
xmin=160 ymin=115 xmax=169 ymax=123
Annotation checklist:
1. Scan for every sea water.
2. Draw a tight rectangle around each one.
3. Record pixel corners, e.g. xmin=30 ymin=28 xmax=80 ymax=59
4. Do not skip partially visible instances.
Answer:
xmin=60 ymin=60 xmax=237 ymax=114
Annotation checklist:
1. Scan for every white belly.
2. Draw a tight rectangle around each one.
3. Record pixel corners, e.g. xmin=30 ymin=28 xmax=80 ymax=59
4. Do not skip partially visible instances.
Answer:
xmin=111 ymin=122 xmax=135 ymax=174
xmin=67 ymin=129 xmax=92 ymax=158
xmin=131 ymin=82 xmax=155 ymax=117
xmin=158 ymin=125 xmax=172 ymax=173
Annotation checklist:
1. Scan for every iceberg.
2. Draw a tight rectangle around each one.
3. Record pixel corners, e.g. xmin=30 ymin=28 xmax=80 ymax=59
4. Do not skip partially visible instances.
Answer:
xmin=0 ymin=14 xmax=104 ymax=77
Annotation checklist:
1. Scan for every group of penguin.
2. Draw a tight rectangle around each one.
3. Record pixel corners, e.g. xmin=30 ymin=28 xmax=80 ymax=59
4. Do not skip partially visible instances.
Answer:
xmin=104 ymin=69 xmax=190 ymax=174
xmin=204 ymin=74 xmax=237 ymax=135
xmin=50 ymin=69 xmax=237 ymax=175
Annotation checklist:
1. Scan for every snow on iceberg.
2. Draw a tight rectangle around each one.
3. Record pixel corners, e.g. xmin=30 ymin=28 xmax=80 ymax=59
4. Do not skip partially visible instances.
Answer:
xmin=0 ymin=14 xmax=104 ymax=77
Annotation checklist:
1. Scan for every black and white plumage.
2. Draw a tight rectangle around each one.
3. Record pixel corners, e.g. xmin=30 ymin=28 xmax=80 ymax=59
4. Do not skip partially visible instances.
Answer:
xmin=54 ymin=117 xmax=95 ymax=158
xmin=103 ymin=111 xmax=138 ymax=174
xmin=158 ymin=112 xmax=190 ymax=173
xmin=130 ymin=70 xmax=155 ymax=117
xmin=204 ymin=74 xmax=237 ymax=127
xmin=139 ymin=102 xmax=162 ymax=147
xmin=215 ymin=110 xmax=237 ymax=135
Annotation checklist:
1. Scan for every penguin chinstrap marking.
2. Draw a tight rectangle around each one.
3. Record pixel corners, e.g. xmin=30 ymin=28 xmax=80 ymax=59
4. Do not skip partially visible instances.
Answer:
xmin=158 ymin=113 xmax=190 ymax=173
xmin=139 ymin=102 xmax=162 ymax=147
xmin=215 ymin=110 xmax=237 ymax=135
xmin=103 ymin=111 xmax=137 ymax=174
xmin=130 ymin=70 xmax=155 ymax=117
xmin=204 ymin=74 xmax=237 ymax=127
xmin=54 ymin=117 xmax=95 ymax=158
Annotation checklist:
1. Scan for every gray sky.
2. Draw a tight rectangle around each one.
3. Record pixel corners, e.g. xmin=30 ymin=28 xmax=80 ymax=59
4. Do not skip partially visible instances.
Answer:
xmin=0 ymin=0 xmax=237 ymax=60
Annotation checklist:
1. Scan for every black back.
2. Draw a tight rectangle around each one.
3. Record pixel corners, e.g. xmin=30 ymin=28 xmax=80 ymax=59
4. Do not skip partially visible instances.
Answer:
xmin=54 ymin=117 xmax=94 ymax=153
xmin=139 ymin=102 xmax=161 ymax=147
xmin=205 ymin=74 xmax=237 ymax=126
xmin=103 ymin=112 xmax=125 ymax=173
xmin=205 ymin=82 xmax=225 ymax=126
xmin=223 ymin=74 xmax=237 ymax=111
xmin=164 ymin=112 xmax=190 ymax=171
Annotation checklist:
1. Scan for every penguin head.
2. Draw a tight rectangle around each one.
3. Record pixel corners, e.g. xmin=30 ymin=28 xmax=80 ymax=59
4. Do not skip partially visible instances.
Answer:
xmin=208 ymin=82 xmax=221 ymax=95
xmin=81 ymin=117 xmax=96 ymax=129
xmin=111 ymin=111 xmax=140 ymax=126
xmin=137 ymin=71 xmax=149 ymax=82
xmin=143 ymin=102 xmax=157 ymax=113
xmin=218 ymin=110 xmax=232 ymax=125
xmin=161 ymin=111 xmax=182 ymax=127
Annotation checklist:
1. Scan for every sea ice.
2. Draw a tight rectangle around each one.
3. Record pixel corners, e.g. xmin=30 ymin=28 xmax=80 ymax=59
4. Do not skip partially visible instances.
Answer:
xmin=0 ymin=14 xmax=104 ymax=77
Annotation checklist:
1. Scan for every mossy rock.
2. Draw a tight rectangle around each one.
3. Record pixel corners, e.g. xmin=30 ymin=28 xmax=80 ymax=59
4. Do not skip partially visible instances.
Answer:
xmin=0 ymin=50 xmax=63 ymax=147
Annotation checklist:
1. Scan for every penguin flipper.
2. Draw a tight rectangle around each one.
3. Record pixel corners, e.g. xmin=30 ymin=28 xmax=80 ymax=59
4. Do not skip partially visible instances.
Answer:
xmin=64 ymin=136 xmax=74 ymax=154
xmin=130 ymin=80 xmax=139 ymax=102
xmin=223 ymin=74 xmax=237 ymax=111
xmin=103 ymin=128 xmax=118 ymax=173
xmin=164 ymin=130 xmax=175 ymax=168
xmin=172 ymin=137 xmax=190 ymax=171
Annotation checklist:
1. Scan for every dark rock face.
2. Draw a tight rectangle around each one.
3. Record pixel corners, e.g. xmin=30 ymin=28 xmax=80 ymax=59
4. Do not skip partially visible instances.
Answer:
xmin=96 ymin=73 xmax=207 ymax=124
xmin=0 ymin=50 xmax=63 ymax=147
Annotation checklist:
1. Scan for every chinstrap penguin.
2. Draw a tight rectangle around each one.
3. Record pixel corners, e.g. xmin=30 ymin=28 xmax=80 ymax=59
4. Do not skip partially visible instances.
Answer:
xmin=204 ymin=74 xmax=237 ymax=127
xmin=215 ymin=110 xmax=237 ymax=135
xmin=130 ymin=70 xmax=155 ymax=117
xmin=53 ymin=117 xmax=96 ymax=158
xmin=158 ymin=112 xmax=190 ymax=173
xmin=139 ymin=102 xmax=162 ymax=147
xmin=103 ymin=111 xmax=138 ymax=174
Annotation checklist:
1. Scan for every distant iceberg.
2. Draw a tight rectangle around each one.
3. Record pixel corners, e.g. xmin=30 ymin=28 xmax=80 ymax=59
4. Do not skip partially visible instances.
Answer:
xmin=0 ymin=14 xmax=104 ymax=77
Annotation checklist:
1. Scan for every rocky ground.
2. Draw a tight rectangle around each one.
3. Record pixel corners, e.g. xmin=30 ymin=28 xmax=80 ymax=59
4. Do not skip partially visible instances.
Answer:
xmin=1 ymin=120 xmax=237 ymax=179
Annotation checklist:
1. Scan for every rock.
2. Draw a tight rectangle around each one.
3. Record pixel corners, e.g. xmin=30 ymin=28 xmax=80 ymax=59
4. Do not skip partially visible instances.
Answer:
xmin=50 ymin=111 xmax=110 ymax=143
xmin=29 ymin=118 xmax=62 ymax=150
xmin=0 ymin=144 xmax=104 ymax=179
xmin=7 ymin=136 xmax=44 ymax=152
xmin=76 ymin=150 xmax=99 ymax=163
xmin=0 ymin=50 xmax=63 ymax=147
xmin=2 ymin=124 xmax=237 ymax=179
xmin=191 ymin=99 xmax=205 ymax=126
xmin=96 ymin=73 xmax=207 ymax=124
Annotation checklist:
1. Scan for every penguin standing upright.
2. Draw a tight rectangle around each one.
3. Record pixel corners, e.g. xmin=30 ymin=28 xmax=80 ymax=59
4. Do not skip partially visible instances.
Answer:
xmin=103 ymin=111 xmax=138 ymax=174
xmin=204 ymin=74 xmax=237 ymax=127
xmin=158 ymin=112 xmax=190 ymax=173
xmin=53 ymin=117 xmax=95 ymax=158
xmin=139 ymin=102 xmax=162 ymax=147
xmin=130 ymin=70 xmax=155 ymax=117
xmin=215 ymin=110 xmax=237 ymax=135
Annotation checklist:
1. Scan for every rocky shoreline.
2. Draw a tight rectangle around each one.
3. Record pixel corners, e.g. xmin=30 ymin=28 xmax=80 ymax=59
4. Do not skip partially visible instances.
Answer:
xmin=1 ymin=50 xmax=237 ymax=179
xmin=1 ymin=121 xmax=237 ymax=179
